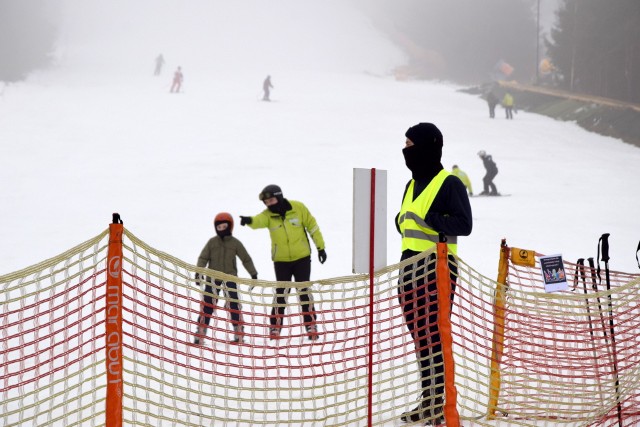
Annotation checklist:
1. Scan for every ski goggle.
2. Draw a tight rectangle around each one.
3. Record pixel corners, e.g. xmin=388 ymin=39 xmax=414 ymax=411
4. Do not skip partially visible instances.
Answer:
xmin=259 ymin=190 xmax=282 ymax=201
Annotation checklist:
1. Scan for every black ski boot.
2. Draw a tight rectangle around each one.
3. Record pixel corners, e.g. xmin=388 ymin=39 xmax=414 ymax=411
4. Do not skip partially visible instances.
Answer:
xmin=400 ymin=394 xmax=443 ymax=425
xmin=193 ymin=325 xmax=206 ymax=345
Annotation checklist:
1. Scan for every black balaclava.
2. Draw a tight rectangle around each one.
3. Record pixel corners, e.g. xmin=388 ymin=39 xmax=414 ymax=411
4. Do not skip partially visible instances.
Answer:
xmin=268 ymin=198 xmax=291 ymax=218
xmin=403 ymin=122 xmax=444 ymax=181
xmin=214 ymin=220 xmax=232 ymax=238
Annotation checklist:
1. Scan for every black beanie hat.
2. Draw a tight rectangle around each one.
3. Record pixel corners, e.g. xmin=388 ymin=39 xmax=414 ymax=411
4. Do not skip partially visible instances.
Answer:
xmin=405 ymin=123 xmax=443 ymax=148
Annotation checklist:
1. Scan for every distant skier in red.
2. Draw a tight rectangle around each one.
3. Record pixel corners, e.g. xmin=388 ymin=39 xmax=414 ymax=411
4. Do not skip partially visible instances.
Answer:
xmin=170 ymin=66 xmax=183 ymax=93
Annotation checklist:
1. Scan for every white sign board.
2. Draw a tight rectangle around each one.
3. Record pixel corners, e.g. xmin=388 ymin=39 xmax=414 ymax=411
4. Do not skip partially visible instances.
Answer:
xmin=352 ymin=168 xmax=387 ymax=273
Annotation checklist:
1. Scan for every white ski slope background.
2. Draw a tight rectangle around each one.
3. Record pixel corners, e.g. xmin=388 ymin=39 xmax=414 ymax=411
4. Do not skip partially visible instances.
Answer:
xmin=1 ymin=0 xmax=639 ymax=283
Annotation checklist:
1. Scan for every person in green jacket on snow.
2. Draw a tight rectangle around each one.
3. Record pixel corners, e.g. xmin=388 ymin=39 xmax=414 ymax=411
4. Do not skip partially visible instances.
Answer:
xmin=194 ymin=212 xmax=258 ymax=345
xmin=502 ymin=92 xmax=514 ymax=119
xmin=240 ymin=184 xmax=327 ymax=341
xmin=451 ymin=164 xmax=473 ymax=196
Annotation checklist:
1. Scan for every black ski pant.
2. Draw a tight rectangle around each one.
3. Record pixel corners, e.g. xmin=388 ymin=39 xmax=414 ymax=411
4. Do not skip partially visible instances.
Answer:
xmin=483 ymin=170 xmax=498 ymax=194
xmin=198 ymin=279 xmax=242 ymax=328
xmin=398 ymin=252 xmax=457 ymax=399
xmin=271 ymin=256 xmax=316 ymax=328
xmin=505 ymin=106 xmax=513 ymax=119
xmin=489 ymin=103 xmax=497 ymax=118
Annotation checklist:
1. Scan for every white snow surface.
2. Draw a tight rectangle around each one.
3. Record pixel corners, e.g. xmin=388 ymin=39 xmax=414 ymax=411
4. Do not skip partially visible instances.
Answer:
xmin=1 ymin=0 xmax=639 ymax=282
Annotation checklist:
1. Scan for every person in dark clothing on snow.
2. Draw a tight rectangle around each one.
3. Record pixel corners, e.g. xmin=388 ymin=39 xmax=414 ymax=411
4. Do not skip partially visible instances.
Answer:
xmin=487 ymin=91 xmax=499 ymax=118
xmin=154 ymin=53 xmax=165 ymax=76
xmin=194 ymin=212 xmax=258 ymax=345
xmin=477 ymin=150 xmax=499 ymax=195
xmin=262 ymin=75 xmax=273 ymax=101
xmin=396 ymin=123 xmax=472 ymax=424
xmin=240 ymin=185 xmax=326 ymax=341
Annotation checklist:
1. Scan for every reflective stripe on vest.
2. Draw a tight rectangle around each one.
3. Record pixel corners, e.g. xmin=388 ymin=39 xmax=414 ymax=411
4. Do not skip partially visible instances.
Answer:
xmin=398 ymin=170 xmax=458 ymax=254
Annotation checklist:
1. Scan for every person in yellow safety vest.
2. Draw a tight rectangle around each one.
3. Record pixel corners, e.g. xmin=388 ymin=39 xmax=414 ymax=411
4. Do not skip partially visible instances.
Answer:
xmin=502 ymin=92 xmax=514 ymax=119
xmin=395 ymin=123 xmax=473 ymax=424
xmin=451 ymin=164 xmax=473 ymax=196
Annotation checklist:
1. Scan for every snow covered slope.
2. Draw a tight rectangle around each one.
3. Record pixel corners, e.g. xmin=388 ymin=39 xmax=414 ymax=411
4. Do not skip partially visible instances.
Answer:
xmin=1 ymin=1 xmax=639 ymax=280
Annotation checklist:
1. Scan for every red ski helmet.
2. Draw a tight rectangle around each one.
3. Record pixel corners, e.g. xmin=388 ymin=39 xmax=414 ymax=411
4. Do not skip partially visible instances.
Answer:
xmin=214 ymin=212 xmax=234 ymax=232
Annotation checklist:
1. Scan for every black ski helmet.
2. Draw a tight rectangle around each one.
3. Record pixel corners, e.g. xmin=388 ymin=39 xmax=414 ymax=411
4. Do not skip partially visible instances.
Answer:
xmin=259 ymin=184 xmax=283 ymax=202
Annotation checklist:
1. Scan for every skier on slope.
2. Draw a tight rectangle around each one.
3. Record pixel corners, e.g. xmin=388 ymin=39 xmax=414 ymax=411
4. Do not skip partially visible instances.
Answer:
xmin=240 ymin=184 xmax=327 ymax=341
xmin=477 ymin=150 xmax=499 ymax=195
xmin=154 ymin=53 xmax=165 ymax=76
xmin=486 ymin=90 xmax=499 ymax=119
xmin=170 ymin=66 xmax=183 ymax=93
xmin=502 ymin=92 xmax=514 ymax=119
xmin=262 ymin=75 xmax=273 ymax=101
xmin=451 ymin=165 xmax=473 ymax=196
xmin=194 ymin=212 xmax=258 ymax=345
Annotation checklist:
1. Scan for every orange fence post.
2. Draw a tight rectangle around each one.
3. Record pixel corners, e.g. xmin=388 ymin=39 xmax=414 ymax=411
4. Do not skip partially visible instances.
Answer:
xmin=436 ymin=240 xmax=460 ymax=427
xmin=487 ymin=239 xmax=510 ymax=419
xmin=106 ymin=214 xmax=124 ymax=427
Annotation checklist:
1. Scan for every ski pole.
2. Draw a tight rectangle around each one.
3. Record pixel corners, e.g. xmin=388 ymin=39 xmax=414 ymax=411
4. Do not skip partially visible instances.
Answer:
xmin=587 ymin=257 xmax=610 ymax=342
xmin=587 ymin=258 xmax=619 ymax=418
xmin=598 ymin=233 xmax=622 ymax=427
xmin=576 ymin=258 xmax=604 ymax=400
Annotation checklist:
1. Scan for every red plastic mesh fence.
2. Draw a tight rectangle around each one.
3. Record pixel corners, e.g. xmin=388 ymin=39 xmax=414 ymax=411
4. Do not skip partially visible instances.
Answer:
xmin=2 ymin=227 xmax=639 ymax=426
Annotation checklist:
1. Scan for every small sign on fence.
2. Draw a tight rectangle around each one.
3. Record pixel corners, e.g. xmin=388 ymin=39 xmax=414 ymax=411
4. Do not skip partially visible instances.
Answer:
xmin=539 ymin=254 xmax=568 ymax=292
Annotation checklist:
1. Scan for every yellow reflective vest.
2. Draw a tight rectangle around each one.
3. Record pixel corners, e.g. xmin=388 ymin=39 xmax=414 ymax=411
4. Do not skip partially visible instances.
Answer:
xmin=398 ymin=170 xmax=458 ymax=254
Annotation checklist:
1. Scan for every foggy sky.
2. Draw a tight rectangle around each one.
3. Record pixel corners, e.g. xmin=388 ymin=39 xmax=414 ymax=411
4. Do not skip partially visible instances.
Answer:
xmin=7 ymin=1 xmax=563 ymax=85
xmin=51 ymin=0 xmax=405 ymax=79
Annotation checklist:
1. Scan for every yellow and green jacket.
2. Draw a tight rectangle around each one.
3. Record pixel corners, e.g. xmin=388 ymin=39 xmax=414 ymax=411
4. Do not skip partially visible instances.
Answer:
xmin=451 ymin=167 xmax=473 ymax=195
xmin=249 ymin=200 xmax=325 ymax=262
xmin=502 ymin=93 xmax=514 ymax=107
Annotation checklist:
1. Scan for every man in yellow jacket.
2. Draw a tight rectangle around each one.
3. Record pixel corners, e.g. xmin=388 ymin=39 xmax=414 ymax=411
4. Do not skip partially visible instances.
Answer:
xmin=241 ymin=184 xmax=327 ymax=340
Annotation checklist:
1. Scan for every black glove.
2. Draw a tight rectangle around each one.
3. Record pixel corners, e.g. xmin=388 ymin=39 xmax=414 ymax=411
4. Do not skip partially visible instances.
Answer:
xmin=318 ymin=249 xmax=327 ymax=264
xmin=240 ymin=216 xmax=252 ymax=226
xmin=251 ymin=274 xmax=258 ymax=280
xmin=195 ymin=272 xmax=200 ymax=287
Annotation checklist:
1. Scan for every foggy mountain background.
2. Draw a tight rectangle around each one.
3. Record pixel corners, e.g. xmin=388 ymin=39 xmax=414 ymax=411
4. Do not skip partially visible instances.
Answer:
xmin=2 ymin=0 xmax=561 ymax=85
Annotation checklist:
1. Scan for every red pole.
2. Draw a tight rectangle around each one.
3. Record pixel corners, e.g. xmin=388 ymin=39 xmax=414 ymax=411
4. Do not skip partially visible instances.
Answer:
xmin=106 ymin=214 xmax=123 ymax=427
xmin=367 ymin=168 xmax=376 ymax=427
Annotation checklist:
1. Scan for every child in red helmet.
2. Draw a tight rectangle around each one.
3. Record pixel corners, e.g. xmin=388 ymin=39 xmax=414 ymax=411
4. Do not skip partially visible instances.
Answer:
xmin=194 ymin=212 xmax=258 ymax=344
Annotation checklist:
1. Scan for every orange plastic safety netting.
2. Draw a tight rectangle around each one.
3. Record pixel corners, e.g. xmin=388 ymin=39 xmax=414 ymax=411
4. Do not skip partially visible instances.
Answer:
xmin=2 ymin=226 xmax=639 ymax=426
